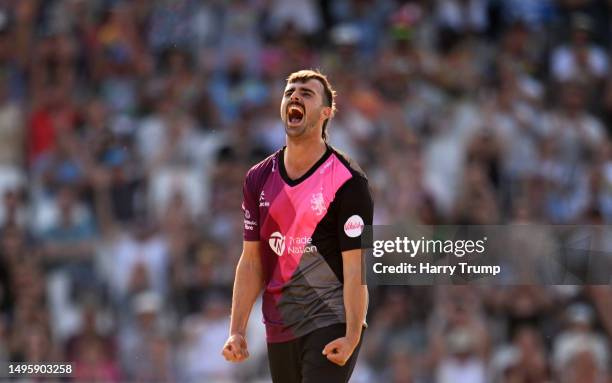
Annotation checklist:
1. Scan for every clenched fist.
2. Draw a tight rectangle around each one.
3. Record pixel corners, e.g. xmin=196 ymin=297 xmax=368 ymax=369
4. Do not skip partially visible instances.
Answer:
xmin=322 ymin=336 xmax=358 ymax=366
xmin=221 ymin=334 xmax=249 ymax=362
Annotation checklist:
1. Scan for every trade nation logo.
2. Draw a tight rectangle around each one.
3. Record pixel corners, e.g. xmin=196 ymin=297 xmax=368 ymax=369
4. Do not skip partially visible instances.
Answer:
xmin=269 ymin=231 xmax=285 ymax=256
xmin=268 ymin=232 xmax=317 ymax=256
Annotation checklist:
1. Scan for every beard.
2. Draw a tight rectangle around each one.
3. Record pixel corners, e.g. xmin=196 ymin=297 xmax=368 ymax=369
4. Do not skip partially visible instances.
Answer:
xmin=283 ymin=107 xmax=320 ymax=138
xmin=284 ymin=119 xmax=310 ymax=137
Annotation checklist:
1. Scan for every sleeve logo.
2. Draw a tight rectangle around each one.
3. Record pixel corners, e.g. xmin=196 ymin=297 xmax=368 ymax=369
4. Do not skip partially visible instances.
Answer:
xmin=344 ymin=215 xmax=364 ymax=238
xmin=243 ymin=205 xmax=257 ymax=231
xmin=259 ymin=191 xmax=269 ymax=207
xmin=269 ymin=231 xmax=285 ymax=256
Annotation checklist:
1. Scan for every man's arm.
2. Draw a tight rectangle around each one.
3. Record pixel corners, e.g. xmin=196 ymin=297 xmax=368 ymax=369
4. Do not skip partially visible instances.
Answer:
xmin=323 ymin=174 xmax=373 ymax=366
xmin=222 ymin=240 xmax=264 ymax=363
xmin=342 ymin=249 xmax=367 ymax=344
xmin=323 ymin=248 xmax=367 ymax=366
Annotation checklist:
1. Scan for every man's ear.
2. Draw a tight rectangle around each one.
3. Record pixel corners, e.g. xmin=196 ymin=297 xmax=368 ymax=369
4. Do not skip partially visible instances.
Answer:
xmin=322 ymin=106 xmax=332 ymax=119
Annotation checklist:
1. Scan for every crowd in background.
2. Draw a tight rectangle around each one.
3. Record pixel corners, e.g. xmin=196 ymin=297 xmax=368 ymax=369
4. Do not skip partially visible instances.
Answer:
xmin=0 ymin=0 xmax=611 ymax=382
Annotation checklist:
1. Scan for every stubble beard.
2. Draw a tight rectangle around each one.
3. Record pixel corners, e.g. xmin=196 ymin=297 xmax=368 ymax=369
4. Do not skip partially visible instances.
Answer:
xmin=285 ymin=121 xmax=307 ymax=137
xmin=284 ymin=106 xmax=322 ymax=139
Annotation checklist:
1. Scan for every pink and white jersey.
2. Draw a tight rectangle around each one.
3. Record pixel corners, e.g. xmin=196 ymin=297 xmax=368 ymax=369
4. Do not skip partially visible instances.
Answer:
xmin=242 ymin=145 xmax=373 ymax=343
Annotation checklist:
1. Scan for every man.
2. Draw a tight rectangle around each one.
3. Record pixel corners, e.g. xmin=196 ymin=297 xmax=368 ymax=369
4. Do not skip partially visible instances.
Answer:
xmin=221 ymin=69 xmax=373 ymax=382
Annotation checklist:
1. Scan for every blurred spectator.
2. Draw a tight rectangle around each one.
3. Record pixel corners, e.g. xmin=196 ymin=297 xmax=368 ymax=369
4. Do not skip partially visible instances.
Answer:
xmin=550 ymin=13 xmax=608 ymax=85
xmin=265 ymin=0 xmax=323 ymax=38
xmin=0 ymin=74 xmax=23 ymax=168
xmin=41 ymin=186 xmax=96 ymax=264
xmin=429 ymin=287 xmax=489 ymax=383
xmin=435 ymin=0 xmax=489 ymax=35
xmin=118 ymin=290 xmax=173 ymax=381
xmin=434 ymin=327 xmax=486 ymax=383
xmin=382 ymin=345 xmax=419 ymax=383
xmin=28 ymin=84 xmax=78 ymax=166
xmin=364 ymin=289 xmax=428 ymax=372
xmin=106 ymin=218 xmax=169 ymax=304
xmin=69 ymin=302 xmax=120 ymax=382
xmin=0 ymin=189 xmax=28 ymax=228
xmin=553 ymin=303 xmax=610 ymax=379
xmin=491 ymin=326 xmax=550 ymax=382
xmin=178 ymin=292 xmax=233 ymax=382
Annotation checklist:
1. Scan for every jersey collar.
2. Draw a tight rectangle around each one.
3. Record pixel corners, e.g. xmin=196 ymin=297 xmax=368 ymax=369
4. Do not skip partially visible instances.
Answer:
xmin=278 ymin=144 xmax=333 ymax=187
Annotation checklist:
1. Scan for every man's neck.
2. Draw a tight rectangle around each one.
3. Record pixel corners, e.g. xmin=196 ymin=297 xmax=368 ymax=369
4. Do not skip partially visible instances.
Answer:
xmin=284 ymin=135 xmax=327 ymax=181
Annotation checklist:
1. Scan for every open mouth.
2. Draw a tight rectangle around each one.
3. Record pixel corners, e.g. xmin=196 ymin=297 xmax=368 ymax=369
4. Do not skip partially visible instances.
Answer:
xmin=287 ymin=104 xmax=304 ymax=124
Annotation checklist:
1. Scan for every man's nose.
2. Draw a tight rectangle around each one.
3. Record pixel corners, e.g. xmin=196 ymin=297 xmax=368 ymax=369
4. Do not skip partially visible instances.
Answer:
xmin=290 ymin=93 xmax=302 ymax=102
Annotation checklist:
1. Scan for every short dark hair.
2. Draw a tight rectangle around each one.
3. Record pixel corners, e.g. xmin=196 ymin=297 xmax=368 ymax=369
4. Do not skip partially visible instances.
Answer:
xmin=286 ymin=69 xmax=337 ymax=141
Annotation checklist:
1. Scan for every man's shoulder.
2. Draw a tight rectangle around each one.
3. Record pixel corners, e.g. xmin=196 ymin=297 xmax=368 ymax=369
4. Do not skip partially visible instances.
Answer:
xmin=245 ymin=149 xmax=281 ymax=183
xmin=329 ymin=145 xmax=368 ymax=181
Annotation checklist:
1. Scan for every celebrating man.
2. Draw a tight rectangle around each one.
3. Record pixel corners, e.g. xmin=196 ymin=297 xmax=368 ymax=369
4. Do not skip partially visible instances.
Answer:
xmin=222 ymin=69 xmax=373 ymax=383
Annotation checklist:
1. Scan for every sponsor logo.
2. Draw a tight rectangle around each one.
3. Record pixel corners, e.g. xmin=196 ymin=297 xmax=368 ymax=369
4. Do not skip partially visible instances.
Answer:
xmin=244 ymin=219 xmax=257 ymax=231
xmin=243 ymin=203 xmax=257 ymax=231
xmin=269 ymin=232 xmax=285 ymax=256
xmin=344 ymin=215 xmax=364 ymax=238
xmin=319 ymin=159 xmax=333 ymax=174
xmin=268 ymin=231 xmax=317 ymax=256
xmin=259 ymin=191 xmax=270 ymax=207
xmin=242 ymin=203 xmax=257 ymax=230
xmin=310 ymin=192 xmax=327 ymax=216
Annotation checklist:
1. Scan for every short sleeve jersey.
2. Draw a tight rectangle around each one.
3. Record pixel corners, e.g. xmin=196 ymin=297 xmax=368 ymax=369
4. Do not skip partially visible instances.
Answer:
xmin=242 ymin=145 xmax=373 ymax=343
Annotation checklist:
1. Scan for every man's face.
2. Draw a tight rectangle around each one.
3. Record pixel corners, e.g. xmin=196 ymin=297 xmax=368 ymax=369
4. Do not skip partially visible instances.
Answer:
xmin=280 ymin=78 xmax=330 ymax=138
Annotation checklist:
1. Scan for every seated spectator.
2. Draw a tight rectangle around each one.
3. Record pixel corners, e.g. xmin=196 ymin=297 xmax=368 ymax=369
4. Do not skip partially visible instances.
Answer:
xmin=550 ymin=13 xmax=608 ymax=84
xmin=118 ymin=291 xmax=172 ymax=381
xmin=106 ymin=217 xmax=169 ymax=304
xmin=178 ymin=292 xmax=235 ymax=382
xmin=553 ymin=303 xmax=610 ymax=379
xmin=435 ymin=327 xmax=487 ymax=383
xmin=41 ymin=186 xmax=96 ymax=263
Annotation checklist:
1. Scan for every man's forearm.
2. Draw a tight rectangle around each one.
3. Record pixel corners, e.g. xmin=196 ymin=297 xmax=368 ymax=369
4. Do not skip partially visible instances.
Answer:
xmin=230 ymin=254 xmax=264 ymax=336
xmin=343 ymin=264 xmax=367 ymax=344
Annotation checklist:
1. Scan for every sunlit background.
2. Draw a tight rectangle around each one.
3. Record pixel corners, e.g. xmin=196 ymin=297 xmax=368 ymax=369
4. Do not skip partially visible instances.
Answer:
xmin=0 ymin=0 xmax=611 ymax=382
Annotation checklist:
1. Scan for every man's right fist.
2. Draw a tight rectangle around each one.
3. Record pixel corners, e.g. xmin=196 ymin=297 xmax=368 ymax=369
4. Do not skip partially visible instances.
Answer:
xmin=221 ymin=334 xmax=249 ymax=362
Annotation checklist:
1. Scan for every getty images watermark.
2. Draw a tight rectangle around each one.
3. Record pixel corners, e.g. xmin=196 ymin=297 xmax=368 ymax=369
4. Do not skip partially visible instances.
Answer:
xmin=362 ymin=225 xmax=612 ymax=285
xmin=371 ymin=236 xmax=500 ymax=277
